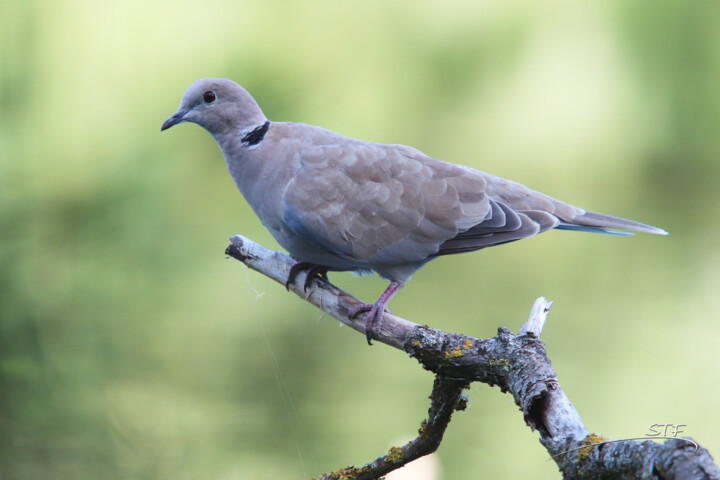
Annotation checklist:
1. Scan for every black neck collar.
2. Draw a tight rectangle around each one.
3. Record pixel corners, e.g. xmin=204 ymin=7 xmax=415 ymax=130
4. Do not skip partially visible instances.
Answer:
xmin=241 ymin=121 xmax=270 ymax=146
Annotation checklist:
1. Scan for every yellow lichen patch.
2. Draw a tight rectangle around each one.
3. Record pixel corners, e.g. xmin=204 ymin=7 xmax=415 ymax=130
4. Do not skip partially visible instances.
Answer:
xmin=488 ymin=358 xmax=510 ymax=369
xmin=445 ymin=346 xmax=464 ymax=359
xmin=418 ymin=420 xmax=428 ymax=438
xmin=463 ymin=339 xmax=473 ymax=350
xmin=313 ymin=466 xmax=363 ymax=480
xmin=412 ymin=340 xmax=422 ymax=347
xmin=355 ymin=465 xmax=373 ymax=476
xmin=577 ymin=433 xmax=609 ymax=462
xmin=386 ymin=446 xmax=405 ymax=464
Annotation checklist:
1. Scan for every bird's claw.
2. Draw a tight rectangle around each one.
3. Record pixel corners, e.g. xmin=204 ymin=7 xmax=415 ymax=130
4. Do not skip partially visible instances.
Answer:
xmin=285 ymin=261 xmax=330 ymax=292
xmin=348 ymin=303 xmax=371 ymax=319
xmin=349 ymin=302 xmax=389 ymax=345
xmin=304 ymin=266 xmax=329 ymax=291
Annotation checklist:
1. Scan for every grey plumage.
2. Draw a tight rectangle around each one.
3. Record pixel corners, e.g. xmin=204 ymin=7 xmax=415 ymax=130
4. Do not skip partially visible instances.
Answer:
xmin=162 ymin=78 xmax=667 ymax=343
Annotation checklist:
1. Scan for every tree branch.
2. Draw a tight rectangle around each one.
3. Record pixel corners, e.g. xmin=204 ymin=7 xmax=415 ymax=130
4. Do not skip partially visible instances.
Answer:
xmin=225 ymin=234 xmax=719 ymax=480
xmin=314 ymin=376 xmax=469 ymax=480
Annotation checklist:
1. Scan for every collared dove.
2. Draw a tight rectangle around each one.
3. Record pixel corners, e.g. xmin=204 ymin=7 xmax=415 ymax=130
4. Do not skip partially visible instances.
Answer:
xmin=162 ymin=78 xmax=667 ymax=344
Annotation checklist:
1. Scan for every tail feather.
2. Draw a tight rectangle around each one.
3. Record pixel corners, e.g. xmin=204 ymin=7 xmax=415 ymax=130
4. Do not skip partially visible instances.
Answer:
xmin=555 ymin=223 xmax=634 ymax=236
xmin=561 ymin=210 xmax=668 ymax=236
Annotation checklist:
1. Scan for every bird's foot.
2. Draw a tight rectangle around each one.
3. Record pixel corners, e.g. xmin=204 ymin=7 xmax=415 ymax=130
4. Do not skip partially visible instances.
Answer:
xmin=348 ymin=281 xmax=403 ymax=345
xmin=285 ymin=261 xmax=330 ymax=292
xmin=349 ymin=302 xmax=388 ymax=345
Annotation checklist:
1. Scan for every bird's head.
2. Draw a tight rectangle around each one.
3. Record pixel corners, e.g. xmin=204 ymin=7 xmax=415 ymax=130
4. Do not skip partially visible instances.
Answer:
xmin=161 ymin=78 xmax=267 ymax=136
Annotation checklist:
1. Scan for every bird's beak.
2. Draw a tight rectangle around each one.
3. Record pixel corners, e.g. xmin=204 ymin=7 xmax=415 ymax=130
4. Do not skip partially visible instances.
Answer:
xmin=161 ymin=107 xmax=189 ymax=131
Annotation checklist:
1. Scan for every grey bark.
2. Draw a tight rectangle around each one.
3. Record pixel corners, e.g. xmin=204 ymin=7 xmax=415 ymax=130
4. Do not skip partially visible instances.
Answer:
xmin=225 ymin=234 xmax=718 ymax=480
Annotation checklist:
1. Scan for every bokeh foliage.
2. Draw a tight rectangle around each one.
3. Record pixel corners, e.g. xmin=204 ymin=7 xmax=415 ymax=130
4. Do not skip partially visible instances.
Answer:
xmin=1 ymin=1 xmax=719 ymax=478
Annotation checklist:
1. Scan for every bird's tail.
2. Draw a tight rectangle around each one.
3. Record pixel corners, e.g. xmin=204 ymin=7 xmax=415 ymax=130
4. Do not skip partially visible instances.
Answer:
xmin=558 ymin=210 xmax=668 ymax=236
xmin=555 ymin=223 xmax=633 ymax=236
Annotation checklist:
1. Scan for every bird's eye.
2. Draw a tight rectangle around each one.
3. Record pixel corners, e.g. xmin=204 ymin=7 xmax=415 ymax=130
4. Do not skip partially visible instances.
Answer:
xmin=203 ymin=91 xmax=216 ymax=103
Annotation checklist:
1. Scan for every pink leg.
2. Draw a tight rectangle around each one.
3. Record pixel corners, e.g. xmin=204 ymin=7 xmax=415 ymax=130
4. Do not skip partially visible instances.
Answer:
xmin=349 ymin=281 xmax=403 ymax=345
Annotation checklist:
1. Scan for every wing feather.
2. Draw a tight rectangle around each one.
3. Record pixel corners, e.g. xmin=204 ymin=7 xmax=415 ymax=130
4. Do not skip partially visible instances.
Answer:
xmin=281 ymin=136 xmax=664 ymax=273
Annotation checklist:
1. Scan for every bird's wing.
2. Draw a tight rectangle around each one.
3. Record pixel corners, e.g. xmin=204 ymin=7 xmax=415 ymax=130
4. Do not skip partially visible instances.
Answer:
xmin=281 ymin=141 xmax=554 ymax=264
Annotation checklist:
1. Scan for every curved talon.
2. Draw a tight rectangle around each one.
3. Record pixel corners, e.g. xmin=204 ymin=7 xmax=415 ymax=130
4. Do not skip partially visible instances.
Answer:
xmin=286 ymin=261 xmax=308 ymax=290
xmin=303 ymin=265 xmax=330 ymax=292
xmin=365 ymin=306 xmax=382 ymax=345
xmin=348 ymin=281 xmax=404 ymax=346
xmin=348 ymin=303 xmax=385 ymax=345
xmin=285 ymin=261 xmax=330 ymax=292
xmin=348 ymin=303 xmax=371 ymax=319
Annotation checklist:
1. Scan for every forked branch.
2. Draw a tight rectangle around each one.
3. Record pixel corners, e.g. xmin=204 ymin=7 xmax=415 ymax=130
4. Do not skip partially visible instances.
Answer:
xmin=225 ymin=234 xmax=719 ymax=480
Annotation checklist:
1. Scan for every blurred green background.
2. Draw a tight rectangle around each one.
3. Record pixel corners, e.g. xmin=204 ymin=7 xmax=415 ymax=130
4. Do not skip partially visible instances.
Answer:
xmin=2 ymin=0 xmax=719 ymax=478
